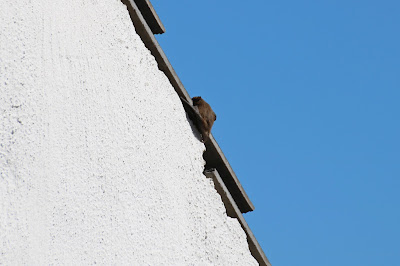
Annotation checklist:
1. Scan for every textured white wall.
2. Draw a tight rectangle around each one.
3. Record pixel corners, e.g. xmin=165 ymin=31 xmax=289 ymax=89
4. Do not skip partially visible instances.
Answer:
xmin=0 ymin=1 xmax=257 ymax=265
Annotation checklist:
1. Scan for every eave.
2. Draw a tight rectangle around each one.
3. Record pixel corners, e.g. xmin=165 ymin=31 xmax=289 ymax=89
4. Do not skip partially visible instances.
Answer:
xmin=121 ymin=0 xmax=255 ymax=214
xmin=120 ymin=1 xmax=271 ymax=265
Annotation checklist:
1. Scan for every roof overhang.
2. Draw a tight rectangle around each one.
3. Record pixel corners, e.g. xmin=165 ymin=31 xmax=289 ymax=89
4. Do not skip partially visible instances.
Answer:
xmin=120 ymin=1 xmax=271 ymax=264
xmin=132 ymin=0 xmax=165 ymax=34
xmin=204 ymin=169 xmax=271 ymax=266
xmin=121 ymin=0 xmax=255 ymax=214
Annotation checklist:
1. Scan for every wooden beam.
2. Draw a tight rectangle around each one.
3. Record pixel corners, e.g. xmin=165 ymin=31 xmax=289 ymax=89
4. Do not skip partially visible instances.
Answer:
xmin=133 ymin=0 xmax=165 ymax=34
xmin=120 ymin=0 xmax=254 ymax=213
xmin=204 ymin=169 xmax=271 ymax=266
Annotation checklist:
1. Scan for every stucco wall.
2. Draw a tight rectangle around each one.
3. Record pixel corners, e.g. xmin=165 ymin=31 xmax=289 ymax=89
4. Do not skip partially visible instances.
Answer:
xmin=0 ymin=1 xmax=257 ymax=265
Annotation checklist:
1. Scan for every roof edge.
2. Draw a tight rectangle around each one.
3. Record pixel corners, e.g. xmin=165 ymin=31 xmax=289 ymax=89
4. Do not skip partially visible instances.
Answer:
xmin=133 ymin=0 xmax=165 ymax=34
xmin=204 ymin=169 xmax=271 ymax=266
xmin=121 ymin=0 xmax=254 ymax=213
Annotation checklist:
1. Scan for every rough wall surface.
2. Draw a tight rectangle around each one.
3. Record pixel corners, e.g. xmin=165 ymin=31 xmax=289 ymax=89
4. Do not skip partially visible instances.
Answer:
xmin=0 ymin=1 xmax=258 ymax=265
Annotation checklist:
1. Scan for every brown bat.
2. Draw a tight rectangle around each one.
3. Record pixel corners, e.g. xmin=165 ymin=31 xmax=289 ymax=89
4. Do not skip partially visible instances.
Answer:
xmin=181 ymin=96 xmax=217 ymax=143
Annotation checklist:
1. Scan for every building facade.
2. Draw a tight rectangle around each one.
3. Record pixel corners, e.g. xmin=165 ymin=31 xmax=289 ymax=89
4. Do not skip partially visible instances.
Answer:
xmin=0 ymin=0 xmax=269 ymax=265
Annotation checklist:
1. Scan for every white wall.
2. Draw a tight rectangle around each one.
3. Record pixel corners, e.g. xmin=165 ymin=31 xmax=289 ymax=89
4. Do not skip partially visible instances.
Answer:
xmin=0 ymin=1 xmax=257 ymax=265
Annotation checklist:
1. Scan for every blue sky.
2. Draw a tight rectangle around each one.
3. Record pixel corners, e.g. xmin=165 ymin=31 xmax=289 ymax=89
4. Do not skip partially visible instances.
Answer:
xmin=153 ymin=1 xmax=400 ymax=265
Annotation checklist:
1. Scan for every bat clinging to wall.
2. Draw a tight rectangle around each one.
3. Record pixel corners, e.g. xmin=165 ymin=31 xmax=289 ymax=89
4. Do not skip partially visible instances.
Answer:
xmin=181 ymin=96 xmax=217 ymax=143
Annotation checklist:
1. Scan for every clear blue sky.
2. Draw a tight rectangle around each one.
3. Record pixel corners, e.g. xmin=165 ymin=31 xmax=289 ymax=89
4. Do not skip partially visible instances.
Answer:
xmin=153 ymin=1 xmax=400 ymax=265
